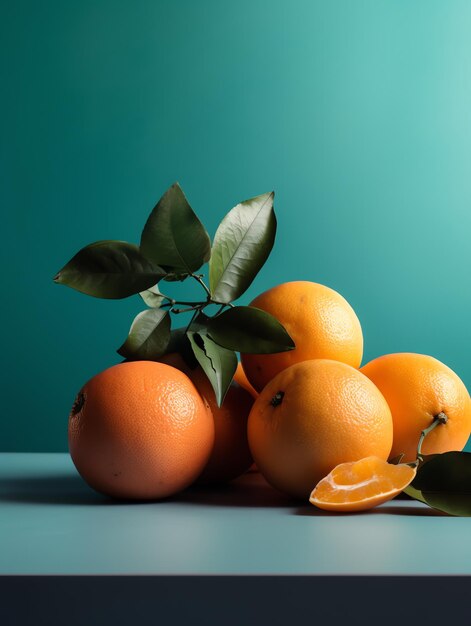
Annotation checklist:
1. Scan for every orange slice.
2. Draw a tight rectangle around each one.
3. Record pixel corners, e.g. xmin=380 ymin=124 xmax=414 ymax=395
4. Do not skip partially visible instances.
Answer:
xmin=309 ymin=456 xmax=416 ymax=512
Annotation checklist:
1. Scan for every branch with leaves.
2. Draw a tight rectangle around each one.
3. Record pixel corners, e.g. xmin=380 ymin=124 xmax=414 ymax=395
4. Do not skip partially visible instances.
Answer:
xmin=54 ymin=183 xmax=295 ymax=406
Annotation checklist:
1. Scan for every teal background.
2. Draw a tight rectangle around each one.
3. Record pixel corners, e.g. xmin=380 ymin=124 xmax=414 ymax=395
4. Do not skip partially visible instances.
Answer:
xmin=2 ymin=1 xmax=471 ymax=451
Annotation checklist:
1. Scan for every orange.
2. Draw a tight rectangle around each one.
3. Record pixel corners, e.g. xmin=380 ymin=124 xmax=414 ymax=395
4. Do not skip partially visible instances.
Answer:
xmin=310 ymin=456 xmax=416 ymax=512
xmin=241 ymin=281 xmax=363 ymax=392
xmin=248 ymin=359 xmax=393 ymax=499
xmin=68 ymin=361 xmax=214 ymax=500
xmin=361 ymin=353 xmax=471 ymax=462
xmin=233 ymin=362 xmax=259 ymax=473
xmin=234 ymin=362 xmax=258 ymax=399
xmin=159 ymin=353 xmax=254 ymax=483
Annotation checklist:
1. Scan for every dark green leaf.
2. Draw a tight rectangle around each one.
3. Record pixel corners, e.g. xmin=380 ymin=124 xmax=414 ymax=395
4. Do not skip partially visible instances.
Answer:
xmin=405 ymin=452 xmax=471 ymax=516
xmin=139 ymin=285 xmax=165 ymax=308
xmin=162 ymin=272 xmax=189 ymax=282
xmin=187 ymin=331 xmax=237 ymax=406
xmin=140 ymin=182 xmax=211 ymax=275
xmin=417 ymin=453 xmax=440 ymax=466
xmin=403 ymin=484 xmax=427 ymax=504
xmin=54 ymin=241 xmax=165 ymax=299
xmin=207 ymin=306 xmax=295 ymax=353
xmin=117 ymin=309 xmax=170 ymax=360
xmin=162 ymin=314 xmax=210 ymax=368
xmin=424 ymin=493 xmax=471 ymax=516
xmin=209 ymin=191 xmax=276 ymax=303
xmin=189 ymin=311 xmax=211 ymax=334
xmin=164 ymin=327 xmax=199 ymax=369
xmin=166 ymin=327 xmax=187 ymax=354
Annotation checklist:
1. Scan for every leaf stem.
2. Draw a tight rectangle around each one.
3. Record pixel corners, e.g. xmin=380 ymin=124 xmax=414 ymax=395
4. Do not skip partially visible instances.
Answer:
xmin=161 ymin=296 xmax=176 ymax=306
xmin=172 ymin=302 xmax=206 ymax=315
xmin=168 ymin=299 xmax=204 ymax=307
xmin=191 ymin=273 xmax=212 ymax=298
xmin=416 ymin=412 xmax=448 ymax=460
xmin=160 ymin=273 xmax=236 ymax=317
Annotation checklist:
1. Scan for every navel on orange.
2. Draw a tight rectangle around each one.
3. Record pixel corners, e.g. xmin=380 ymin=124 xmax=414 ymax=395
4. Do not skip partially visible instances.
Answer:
xmin=241 ymin=281 xmax=363 ymax=392
xmin=310 ymin=456 xmax=417 ymax=512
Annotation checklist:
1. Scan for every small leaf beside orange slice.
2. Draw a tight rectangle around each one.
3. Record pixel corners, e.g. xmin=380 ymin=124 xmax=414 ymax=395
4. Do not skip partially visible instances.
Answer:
xmin=309 ymin=456 xmax=416 ymax=512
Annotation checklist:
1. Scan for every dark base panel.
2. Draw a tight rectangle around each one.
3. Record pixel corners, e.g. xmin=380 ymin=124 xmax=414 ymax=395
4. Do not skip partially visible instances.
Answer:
xmin=0 ymin=575 xmax=467 ymax=625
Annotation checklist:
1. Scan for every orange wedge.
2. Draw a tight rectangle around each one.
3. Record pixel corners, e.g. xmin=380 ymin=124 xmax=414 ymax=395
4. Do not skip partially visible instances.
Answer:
xmin=309 ymin=456 xmax=416 ymax=512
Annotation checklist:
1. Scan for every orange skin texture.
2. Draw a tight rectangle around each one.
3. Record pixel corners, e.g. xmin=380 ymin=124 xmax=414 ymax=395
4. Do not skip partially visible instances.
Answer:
xmin=68 ymin=361 xmax=215 ymax=500
xmin=241 ymin=281 xmax=363 ymax=392
xmin=361 ymin=353 xmax=471 ymax=462
xmin=160 ymin=354 xmax=254 ymax=483
xmin=310 ymin=456 xmax=416 ymax=512
xmin=248 ymin=359 xmax=393 ymax=500
xmin=234 ymin=362 xmax=258 ymax=399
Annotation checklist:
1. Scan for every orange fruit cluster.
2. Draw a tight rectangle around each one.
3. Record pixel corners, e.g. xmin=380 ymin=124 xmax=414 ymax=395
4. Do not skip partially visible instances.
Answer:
xmin=68 ymin=280 xmax=471 ymax=510
xmin=242 ymin=281 xmax=471 ymax=510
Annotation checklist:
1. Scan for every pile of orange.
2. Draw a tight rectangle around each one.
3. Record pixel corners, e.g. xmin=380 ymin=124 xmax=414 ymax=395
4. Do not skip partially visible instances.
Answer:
xmin=243 ymin=281 xmax=471 ymax=509
xmin=68 ymin=280 xmax=471 ymax=510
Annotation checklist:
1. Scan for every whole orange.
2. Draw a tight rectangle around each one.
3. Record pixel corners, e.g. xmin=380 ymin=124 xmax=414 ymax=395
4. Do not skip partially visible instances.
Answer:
xmin=248 ymin=359 xmax=393 ymax=499
xmin=361 ymin=353 xmax=471 ymax=462
xmin=241 ymin=281 xmax=363 ymax=392
xmin=159 ymin=353 xmax=254 ymax=483
xmin=68 ymin=361 xmax=215 ymax=500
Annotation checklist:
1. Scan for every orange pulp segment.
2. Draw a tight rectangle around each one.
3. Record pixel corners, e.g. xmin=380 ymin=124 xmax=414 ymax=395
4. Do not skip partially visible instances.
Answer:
xmin=309 ymin=456 xmax=416 ymax=512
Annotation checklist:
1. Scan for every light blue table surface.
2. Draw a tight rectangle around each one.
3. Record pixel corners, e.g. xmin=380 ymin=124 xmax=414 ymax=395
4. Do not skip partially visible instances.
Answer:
xmin=0 ymin=453 xmax=469 ymax=576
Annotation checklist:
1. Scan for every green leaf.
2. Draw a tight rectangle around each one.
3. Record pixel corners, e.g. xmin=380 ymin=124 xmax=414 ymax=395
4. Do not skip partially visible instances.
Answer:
xmin=209 ymin=191 xmax=276 ymax=303
xmin=54 ymin=241 xmax=165 ymax=299
xmin=139 ymin=285 xmax=165 ymax=308
xmin=162 ymin=271 xmax=189 ymax=282
xmin=166 ymin=327 xmax=187 ymax=353
xmin=188 ymin=311 xmax=211 ymax=334
xmin=140 ymin=182 xmax=211 ymax=275
xmin=187 ymin=331 xmax=237 ymax=406
xmin=117 ymin=309 xmax=171 ymax=360
xmin=207 ymin=306 xmax=295 ymax=353
xmin=403 ymin=484 xmax=428 ymax=505
xmin=405 ymin=452 xmax=471 ymax=516
xmin=164 ymin=327 xmax=199 ymax=369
